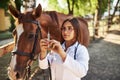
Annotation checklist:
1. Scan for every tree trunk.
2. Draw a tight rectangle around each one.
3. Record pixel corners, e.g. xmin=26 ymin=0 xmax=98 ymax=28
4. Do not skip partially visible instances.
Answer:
xmin=93 ymin=0 xmax=101 ymax=36
xmin=111 ymin=0 xmax=120 ymax=21
xmin=67 ymin=0 xmax=75 ymax=15
xmin=108 ymin=0 xmax=111 ymax=30
xmin=94 ymin=8 xmax=99 ymax=36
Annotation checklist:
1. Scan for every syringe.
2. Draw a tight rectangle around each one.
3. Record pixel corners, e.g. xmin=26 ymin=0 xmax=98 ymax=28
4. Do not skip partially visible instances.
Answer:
xmin=47 ymin=30 xmax=51 ymax=53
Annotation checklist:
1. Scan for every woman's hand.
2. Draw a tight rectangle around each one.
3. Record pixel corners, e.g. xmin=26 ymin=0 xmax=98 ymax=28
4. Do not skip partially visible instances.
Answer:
xmin=49 ymin=40 xmax=62 ymax=53
xmin=49 ymin=40 xmax=67 ymax=61
xmin=40 ymin=38 xmax=49 ymax=59
xmin=40 ymin=39 xmax=67 ymax=61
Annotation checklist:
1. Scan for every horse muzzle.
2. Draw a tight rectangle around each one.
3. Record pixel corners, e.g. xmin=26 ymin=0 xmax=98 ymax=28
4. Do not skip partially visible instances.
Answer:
xmin=7 ymin=66 xmax=17 ymax=80
xmin=7 ymin=66 xmax=26 ymax=80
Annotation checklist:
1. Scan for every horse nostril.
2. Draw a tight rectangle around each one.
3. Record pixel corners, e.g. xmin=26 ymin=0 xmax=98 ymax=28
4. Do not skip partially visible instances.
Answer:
xmin=16 ymin=72 xmax=20 ymax=79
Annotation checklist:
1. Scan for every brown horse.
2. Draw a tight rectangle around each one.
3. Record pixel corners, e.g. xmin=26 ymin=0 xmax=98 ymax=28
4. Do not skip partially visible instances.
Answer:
xmin=8 ymin=4 xmax=89 ymax=80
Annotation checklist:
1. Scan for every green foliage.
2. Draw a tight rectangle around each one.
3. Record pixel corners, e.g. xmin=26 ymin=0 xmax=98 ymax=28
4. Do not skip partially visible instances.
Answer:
xmin=9 ymin=15 xmax=15 ymax=32
xmin=89 ymin=0 xmax=98 ymax=13
xmin=75 ymin=0 xmax=108 ymax=17
xmin=74 ymin=0 xmax=93 ymax=16
xmin=0 ymin=0 xmax=10 ymax=11
xmin=47 ymin=0 xmax=68 ymax=14
xmin=98 ymin=0 xmax=108 ymax=15
xmin=44 ymin=0 xmax=109 ymax=17
xmin=47 ymin=0 xmax=58 ymax=10
xmin=15 ymin=0 xmax=23 ymax=11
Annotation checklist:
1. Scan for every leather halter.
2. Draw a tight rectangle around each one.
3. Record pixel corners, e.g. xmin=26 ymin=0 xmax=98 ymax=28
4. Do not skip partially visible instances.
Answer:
xmin=12 ymin=20 xmax=42 ymax=60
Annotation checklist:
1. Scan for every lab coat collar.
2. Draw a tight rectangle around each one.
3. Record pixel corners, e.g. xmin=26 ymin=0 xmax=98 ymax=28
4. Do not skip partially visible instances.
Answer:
xmin=62 ymin=41 xmax=79 ymax=50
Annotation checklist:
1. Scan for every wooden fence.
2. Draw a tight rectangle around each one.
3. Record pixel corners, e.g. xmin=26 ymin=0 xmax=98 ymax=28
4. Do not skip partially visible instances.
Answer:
xmin=0 ymin=41 xmax=14 ymax=57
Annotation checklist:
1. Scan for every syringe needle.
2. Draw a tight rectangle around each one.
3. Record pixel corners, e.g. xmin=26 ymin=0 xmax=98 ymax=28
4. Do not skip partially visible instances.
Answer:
xmin=47 ymin=31 xmax=50 ymax=41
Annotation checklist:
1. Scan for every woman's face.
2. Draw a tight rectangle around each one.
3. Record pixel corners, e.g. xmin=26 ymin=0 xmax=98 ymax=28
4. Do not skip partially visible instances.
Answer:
xmin=61 ymin=21 xmax=76 ymax=42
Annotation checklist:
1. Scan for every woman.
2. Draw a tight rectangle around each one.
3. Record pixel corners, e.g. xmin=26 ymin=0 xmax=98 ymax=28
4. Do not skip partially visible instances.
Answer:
xmin=39 ymin=18 xmax=90 ymax=80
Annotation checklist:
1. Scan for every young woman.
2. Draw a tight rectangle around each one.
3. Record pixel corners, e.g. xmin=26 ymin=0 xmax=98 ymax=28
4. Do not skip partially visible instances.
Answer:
xmin=39 ymin=18 xmax=90 ymax=80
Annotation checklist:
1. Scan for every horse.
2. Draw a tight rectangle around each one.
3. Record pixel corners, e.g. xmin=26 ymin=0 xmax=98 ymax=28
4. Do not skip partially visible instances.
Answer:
xmin=8 ymin=4 xmax=89 ymax=80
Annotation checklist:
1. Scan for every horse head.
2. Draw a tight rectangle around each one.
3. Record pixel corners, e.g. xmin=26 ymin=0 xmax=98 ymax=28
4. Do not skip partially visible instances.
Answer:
xmin=8 ymin=4 xmax=42 ymax=80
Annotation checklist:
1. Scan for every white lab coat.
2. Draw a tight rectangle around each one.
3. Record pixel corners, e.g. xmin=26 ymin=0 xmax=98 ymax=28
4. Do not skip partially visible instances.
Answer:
xmin=39 ymin=41 xmax=89 ymax=80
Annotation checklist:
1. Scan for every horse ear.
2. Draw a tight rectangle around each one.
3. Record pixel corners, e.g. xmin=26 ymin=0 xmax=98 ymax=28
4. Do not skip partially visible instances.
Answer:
xmin=34 ymin=4 xmax=42 ymax=18
xmin=8 ymin=5 xmax=20 ymax=18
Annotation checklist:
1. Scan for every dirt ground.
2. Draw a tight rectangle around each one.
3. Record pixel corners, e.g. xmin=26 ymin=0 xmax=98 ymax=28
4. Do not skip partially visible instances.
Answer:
xmin=82 ymin=29 xmax=120 ymax=80
xmin=0 ymin=29 xmax=120 ymax=80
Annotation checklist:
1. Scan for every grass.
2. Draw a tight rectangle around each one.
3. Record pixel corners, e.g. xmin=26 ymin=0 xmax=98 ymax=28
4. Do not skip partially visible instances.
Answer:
xmin=0 ymin=31 xmax=13 ymax=40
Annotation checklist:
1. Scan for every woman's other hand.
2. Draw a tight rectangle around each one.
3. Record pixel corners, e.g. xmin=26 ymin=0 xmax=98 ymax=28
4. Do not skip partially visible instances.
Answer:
xmin=40 ymin=38 xmax=49 ymax=59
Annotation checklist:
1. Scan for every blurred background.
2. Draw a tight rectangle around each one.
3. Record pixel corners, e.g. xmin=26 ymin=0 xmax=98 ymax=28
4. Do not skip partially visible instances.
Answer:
xmin=0 ymin=0 xmax=120 ymax=39
xmin=0 ymin=0 xmax=120 ymax=80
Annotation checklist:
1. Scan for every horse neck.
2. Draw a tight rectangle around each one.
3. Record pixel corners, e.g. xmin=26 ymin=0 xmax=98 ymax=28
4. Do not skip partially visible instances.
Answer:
xmin=56 ymin=12 xmax=73 ymax=27
xmin=43 ymin=11 xmax=72 ymax=28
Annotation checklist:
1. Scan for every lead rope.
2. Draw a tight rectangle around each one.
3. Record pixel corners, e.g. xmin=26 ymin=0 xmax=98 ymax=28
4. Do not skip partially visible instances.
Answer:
xmin=47 ymin=28 xmax=52 ymax=80
xmin=48 ymin=60 xmax=52 ymax=80
xmin=41 ymin=28 xmax=52 ymax=80
xmin=28 ymin=65 xmax=31 ymax=80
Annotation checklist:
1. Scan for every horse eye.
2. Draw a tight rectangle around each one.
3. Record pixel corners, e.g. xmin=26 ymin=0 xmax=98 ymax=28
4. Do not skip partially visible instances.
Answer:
xmin=28 ymin=33 xmax=35 ymax=39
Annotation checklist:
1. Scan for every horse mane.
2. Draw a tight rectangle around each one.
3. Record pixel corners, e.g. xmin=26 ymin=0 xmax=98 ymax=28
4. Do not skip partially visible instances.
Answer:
xmin=43 ymin=11 xmax=72 ymax=27
xmin=44 ymin=11 xmax=59 ymax=26
xmin=77 ymin=17 xmax=88 ymax=27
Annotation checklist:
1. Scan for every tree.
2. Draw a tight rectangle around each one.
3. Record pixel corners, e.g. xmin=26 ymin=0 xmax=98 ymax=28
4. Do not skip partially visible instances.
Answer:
xmin=111 ymin=0 xmax=120 ymax=22
xmin=92 ymin=0 xmax=109 ymax=36
xmin=15 ymin=0 xmax=22 ymax=11
xmin=0 ymin=0 xmax=10 ymax=11
xmin=47 ymin=0 xmax=108 ymax=17
xmin=108 ymin=0 xmax=111 ymax=29
xmin=66 ymin=0 xmax=75 ymax=15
